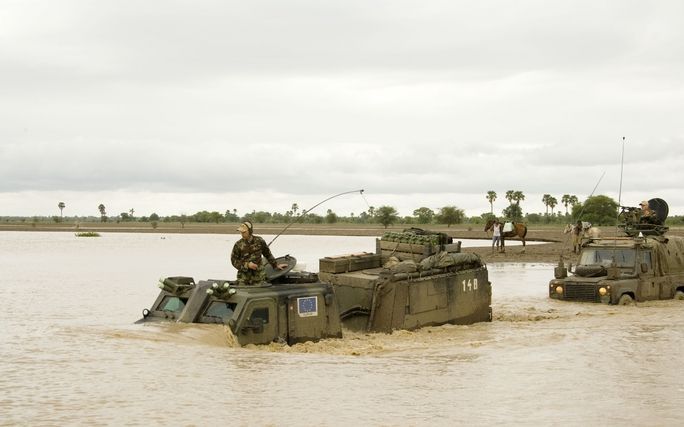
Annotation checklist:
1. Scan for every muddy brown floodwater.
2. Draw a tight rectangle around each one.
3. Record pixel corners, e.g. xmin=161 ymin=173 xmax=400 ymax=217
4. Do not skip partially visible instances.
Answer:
xmin=1 ymin=232 xmax=683 ymax=426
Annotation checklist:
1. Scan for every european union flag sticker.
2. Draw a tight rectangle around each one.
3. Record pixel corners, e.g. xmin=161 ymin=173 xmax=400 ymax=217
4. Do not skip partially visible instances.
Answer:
xmin=297 ymin=296 xmax=318 ymax=317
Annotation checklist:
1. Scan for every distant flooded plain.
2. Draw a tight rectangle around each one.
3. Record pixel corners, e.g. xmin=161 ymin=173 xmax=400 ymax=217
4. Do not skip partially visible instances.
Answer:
xmin=1 ymin=232 xmax=683 ymax=426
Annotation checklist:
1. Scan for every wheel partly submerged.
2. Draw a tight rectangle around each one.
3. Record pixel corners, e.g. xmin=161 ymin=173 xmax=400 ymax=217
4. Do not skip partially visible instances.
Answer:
xmin=618 ymin=294 xmax=635 ymax=306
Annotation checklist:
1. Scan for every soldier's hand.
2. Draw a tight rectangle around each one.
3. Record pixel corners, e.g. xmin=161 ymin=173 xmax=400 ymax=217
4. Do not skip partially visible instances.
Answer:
xmin=248 ymin=261 xmax=259 ymax=270
xmin=276 ymin=263 xmax=288 ymax=270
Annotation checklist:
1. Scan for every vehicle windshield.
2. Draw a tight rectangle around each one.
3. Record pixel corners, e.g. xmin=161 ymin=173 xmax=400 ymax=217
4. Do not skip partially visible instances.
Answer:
xmin=579 ymin=248 xmax=636 ymax=268
xmin=159 ymin=296 xmax=186 ymax=312
xmin=204 ymin=301 xmax=237 ymax=319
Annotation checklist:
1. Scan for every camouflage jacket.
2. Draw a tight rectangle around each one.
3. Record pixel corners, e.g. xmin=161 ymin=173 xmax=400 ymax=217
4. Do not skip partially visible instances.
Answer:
xmin=231 ymin=235 xmax=277 ymax=272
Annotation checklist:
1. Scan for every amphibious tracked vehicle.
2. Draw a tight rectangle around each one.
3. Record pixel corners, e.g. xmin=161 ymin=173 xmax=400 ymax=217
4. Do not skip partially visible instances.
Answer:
xmin=138 ymin=229 xmax=492 ymax=345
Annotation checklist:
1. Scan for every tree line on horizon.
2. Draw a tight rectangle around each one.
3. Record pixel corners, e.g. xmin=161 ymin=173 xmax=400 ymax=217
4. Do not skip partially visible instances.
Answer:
xmin=4 ymin=191 xmax=683 ymax=228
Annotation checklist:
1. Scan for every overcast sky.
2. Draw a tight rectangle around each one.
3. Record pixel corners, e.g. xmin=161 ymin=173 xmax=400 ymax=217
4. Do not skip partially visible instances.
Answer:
xmin=1 ymin=0 xmax=683 ymax=219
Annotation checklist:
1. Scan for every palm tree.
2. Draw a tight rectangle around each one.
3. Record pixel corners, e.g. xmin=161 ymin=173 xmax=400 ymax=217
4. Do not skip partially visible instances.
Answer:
xmin=98 ymin=204 xmax=107 ymax=222
xmin=58 ymin=201 xmax=65 ymax=218
xmin=291 ymin=203 xmax=299 ymax=216
xmin=486 ymin=191 xmax=497 ymax=214
xmin=129 ymin=208 xmax=135 ymax=218
xmin=548 ymin=196 xmax=558 ymax=216
xmin=561 ymin=194 xmax=578 ymax=215
xmin=542 ymin=194 xmax=551 ymax=215
xmin=505 ymin=190 xmax=515 ymax=205
xmin=512 ymin=191 xmax=525 ymax=205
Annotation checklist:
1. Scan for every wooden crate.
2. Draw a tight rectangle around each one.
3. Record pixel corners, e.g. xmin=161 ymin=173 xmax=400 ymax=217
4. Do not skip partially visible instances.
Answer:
xmin=319 ymin=252 xmax=382 ymax=273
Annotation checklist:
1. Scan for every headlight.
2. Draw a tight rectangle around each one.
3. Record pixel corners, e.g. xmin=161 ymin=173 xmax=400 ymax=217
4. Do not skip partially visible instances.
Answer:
xmin=598 ymin=287 xmax=607 ymax=296
xmin=555 ymin=286 xmax=563 ymax=295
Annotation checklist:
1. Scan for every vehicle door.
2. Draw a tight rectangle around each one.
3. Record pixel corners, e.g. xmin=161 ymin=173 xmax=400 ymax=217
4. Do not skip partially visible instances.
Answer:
xmin=637 ymin=249 xmax=660 ymax=300
xmin=651 ymin=249 xmax=675 ymax=299
xmin=237 ymin=298 xmax=277 ymax=345
xmin=286 ymin=294 xmax=325 ymax=345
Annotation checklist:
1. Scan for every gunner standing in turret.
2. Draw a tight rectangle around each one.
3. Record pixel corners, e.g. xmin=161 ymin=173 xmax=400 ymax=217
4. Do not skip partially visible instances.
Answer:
xmin=639 ymin=200 xmax=657 ymax=224
xmin=231 ymin=221 xmax=287 ymax=286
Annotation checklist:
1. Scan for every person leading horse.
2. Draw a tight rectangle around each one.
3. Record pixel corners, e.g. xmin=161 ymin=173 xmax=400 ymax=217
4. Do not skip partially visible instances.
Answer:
xmin=484 ymin=219 xmax=527 ymax=253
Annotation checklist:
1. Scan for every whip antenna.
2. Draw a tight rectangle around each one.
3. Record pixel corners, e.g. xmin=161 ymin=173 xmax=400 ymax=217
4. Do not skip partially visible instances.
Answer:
xmin=559 ymin=170 xmax=605 ymax=256
xmin=617 ymin=137 xmax=625 ymax=209
xmin=268 ymin=189 xmax=365 ymax=246
xmin=613 ymin=137 xmax=627 ymax=241
xmin=588 ymin=170 xmax=605 ymax=200
xmin=573 ymin=170 xmax=605 ymax=221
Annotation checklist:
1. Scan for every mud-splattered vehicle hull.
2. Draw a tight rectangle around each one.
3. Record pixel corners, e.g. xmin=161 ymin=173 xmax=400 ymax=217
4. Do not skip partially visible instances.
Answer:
xmin=321 ymin=263 xmax=491 ymax=332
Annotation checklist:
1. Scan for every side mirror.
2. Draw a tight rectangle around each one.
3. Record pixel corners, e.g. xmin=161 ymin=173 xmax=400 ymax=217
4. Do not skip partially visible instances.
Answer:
xmin=241 ymin=317 xmax=265 ymax=334
xmin=554 ymin=258 xmax=568 ymax=279
xmin=640 ymin=263 xmax=649 ymax=273
xmin=554 ymin=266 xmax=567 ymax=279
xmin=607 ymin=265 xmax=619 ymax=279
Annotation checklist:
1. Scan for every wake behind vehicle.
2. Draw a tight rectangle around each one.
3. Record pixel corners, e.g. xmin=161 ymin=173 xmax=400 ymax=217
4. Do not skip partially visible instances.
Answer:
xmin=138 ymin=229 xmax=492 ymax=345
xmin=550 ymin=199 xmax=684 ymax=304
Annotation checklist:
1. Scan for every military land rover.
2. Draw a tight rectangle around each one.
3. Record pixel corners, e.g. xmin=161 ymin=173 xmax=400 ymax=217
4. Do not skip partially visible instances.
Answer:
xmin=549 ymin=199 xmax=684 ymax=304
xmin=138 ymin=229 xmax=492 ymax=345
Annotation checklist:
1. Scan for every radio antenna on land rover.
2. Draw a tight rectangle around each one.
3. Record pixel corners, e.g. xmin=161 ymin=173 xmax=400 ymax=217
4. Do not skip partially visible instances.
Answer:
xmin=559 ymin=169 xmax=605 ymax=258
xmin=573 ymin=170 xmax=606 ymax=222
xmin=609 ymin=137 xmax=627 ymax=259
xmin=614 ymin=137 xmax=627 ymax=241
xmin=617 ymin=137 xmax=626 ymax=208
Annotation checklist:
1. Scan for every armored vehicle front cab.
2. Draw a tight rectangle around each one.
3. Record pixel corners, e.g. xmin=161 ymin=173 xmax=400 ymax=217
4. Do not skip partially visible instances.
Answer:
xmin=139 ymin=256 xmax=343 ymax=346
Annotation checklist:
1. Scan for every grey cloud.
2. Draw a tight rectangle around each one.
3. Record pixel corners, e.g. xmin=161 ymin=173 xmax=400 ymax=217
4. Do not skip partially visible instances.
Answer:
xmin=7 ymin=1 xmax=681 ymax=84
xmin=2 ymin=1 xmax=684 ymax=215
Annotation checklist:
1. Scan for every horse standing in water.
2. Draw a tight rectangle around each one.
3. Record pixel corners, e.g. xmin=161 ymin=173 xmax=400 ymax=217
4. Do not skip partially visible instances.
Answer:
xmin=484 ymin=219 xmax=528 ymax=253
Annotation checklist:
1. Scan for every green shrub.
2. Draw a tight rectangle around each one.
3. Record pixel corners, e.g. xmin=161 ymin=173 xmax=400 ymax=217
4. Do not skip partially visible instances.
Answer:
xmin=75 ymin=232 xmax=101 ymax=237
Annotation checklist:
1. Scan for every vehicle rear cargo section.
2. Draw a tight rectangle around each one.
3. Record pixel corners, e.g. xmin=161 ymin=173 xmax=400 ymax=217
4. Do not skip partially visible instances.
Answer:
xmin=320 ymin=229 xmax=492 ymax=332
xmin=321 ymin=266 xmax=491 ymax=332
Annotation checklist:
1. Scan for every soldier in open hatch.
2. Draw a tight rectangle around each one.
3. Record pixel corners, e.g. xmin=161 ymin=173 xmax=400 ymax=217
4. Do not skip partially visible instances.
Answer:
xmin=639 ymin=200 xmax=658 ymax=224
xmin=231 ymin=221 xmax=288 ymax=286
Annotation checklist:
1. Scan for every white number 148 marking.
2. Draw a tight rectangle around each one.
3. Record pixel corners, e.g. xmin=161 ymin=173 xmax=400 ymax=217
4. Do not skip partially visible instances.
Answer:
xmin=462 ymin=278 xmax=478 ymax=292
